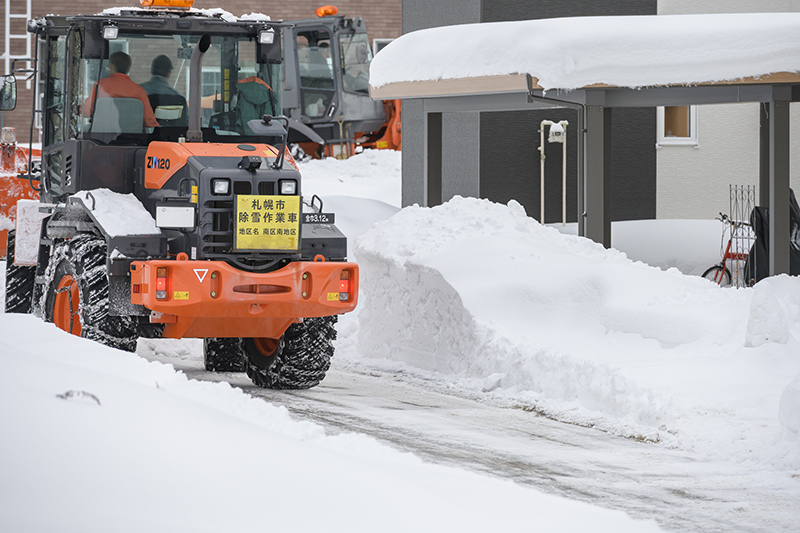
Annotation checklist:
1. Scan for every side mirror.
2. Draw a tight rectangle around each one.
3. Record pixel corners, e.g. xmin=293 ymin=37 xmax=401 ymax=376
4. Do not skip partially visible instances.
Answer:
xmin=247 ymin=115 xmax=288 ymax=137
xmin=0 ymin=75 xmax=17 ymax=111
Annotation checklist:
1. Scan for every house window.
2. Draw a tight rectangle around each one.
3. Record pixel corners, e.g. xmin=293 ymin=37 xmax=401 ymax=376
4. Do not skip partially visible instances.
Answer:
xmin=656 ymin=105 xmax=698 ymax=147
xmin=372 ymin=38 xmax=394 ymax=56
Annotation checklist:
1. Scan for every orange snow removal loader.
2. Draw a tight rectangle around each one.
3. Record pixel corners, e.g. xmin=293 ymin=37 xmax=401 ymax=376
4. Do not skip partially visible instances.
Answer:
xmin=4 ymin=0 xmax=358 ymax=390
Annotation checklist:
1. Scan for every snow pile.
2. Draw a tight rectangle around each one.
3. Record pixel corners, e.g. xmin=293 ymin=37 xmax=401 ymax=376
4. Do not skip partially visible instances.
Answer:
xmin=745 ymin=279 xmax=792 ymax=347
xmin=192 ymin=7 xmax=238 ymax=22
xmin=370 ymin=13 xmax=800 ymax=91
xmin=354 ymin=196 xmax=800 ymax=466
xmin=0 ymin=314 xmax=661 ymax=532
xmin=4 ymin=149 xmax=798 ymax=529
xmin=301 ymin=149 xmax=402 ymax=258
xmin=596 ymin=219 xmax=721 ymax=277
xmin=779 ymin=375 xmax=800 ymax=465
xmin=301 ymin=149 xmax=402 ymax=208
xmin=239 ymin=12 xmax=271 ymax=21
xmin=71 ymin=188 xmax=161 ymax=237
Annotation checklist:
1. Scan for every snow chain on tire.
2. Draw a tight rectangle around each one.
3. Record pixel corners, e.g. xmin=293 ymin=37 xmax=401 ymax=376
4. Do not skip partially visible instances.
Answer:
xmin=43 ymin=235 xmax=138 ymax=352
xmin=244 ymin=316 xmax=338 ymax=389
xmin=4 ymin=229 xmax=36 ymax=314
xmin=203 ymin=337 xmax=246 ymax=372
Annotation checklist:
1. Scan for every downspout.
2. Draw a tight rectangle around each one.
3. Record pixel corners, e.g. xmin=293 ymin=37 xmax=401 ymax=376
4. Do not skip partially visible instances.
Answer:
xmin=187 ymin=34 xmax=211 ymax=143
xmin=560 ymin=123 xmax=568 ymax=226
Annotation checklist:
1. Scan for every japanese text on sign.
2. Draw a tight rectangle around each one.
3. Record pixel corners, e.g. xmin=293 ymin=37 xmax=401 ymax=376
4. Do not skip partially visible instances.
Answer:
xmin=235 ymin=194 xmax=300 ymax=251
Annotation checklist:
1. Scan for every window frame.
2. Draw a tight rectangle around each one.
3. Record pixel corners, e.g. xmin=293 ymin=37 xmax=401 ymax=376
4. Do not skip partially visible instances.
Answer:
xmin=339 ymin=32 xmax=371 ymax=95
xmin=372 ymin=38 xmax=393 ymax=56
xmin=656 ymin=105 xmax=699 ymax=148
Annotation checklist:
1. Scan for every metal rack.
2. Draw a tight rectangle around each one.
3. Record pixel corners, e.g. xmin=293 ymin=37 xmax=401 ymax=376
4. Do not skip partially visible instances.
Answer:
xmin=727 ymin=185 xmax=756 ymax=287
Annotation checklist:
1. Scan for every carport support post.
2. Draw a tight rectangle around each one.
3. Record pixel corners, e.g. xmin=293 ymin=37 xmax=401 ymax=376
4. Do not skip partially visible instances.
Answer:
xmin=426 ymin=111 xmax=443 ymax=207
xmin=759 ymin=102 xmax=770 ymax=208
xmin=584 ymin=92 xmax=612 ymax=248
xmin=769 ymin=87 xmax=791 ymax=276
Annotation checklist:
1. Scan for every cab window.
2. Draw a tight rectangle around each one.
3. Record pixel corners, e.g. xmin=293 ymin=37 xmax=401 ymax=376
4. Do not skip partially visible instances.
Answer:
xmin=340 ymin=33 xmax=371 ymax=94
xmin=296 ymin=30 xmax=334 ymax=118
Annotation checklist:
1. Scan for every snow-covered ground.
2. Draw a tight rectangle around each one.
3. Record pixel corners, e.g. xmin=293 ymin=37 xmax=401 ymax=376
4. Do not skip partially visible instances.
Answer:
xmin=302 ymin=151 xmax=800 ymax=469
xmin=2 ymin=149 xmax=799 ymax=531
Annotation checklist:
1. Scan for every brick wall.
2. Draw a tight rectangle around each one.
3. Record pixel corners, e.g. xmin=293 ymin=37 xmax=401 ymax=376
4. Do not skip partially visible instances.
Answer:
xmin=0 ymin=0 xmax=401 ymax=143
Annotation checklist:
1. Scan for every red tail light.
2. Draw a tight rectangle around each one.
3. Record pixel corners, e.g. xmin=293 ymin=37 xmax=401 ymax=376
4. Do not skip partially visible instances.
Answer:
xmin=156 ymin=267 xmax=168 ymax=299
xmin=339 ymin=269 xmax=351 ymax=301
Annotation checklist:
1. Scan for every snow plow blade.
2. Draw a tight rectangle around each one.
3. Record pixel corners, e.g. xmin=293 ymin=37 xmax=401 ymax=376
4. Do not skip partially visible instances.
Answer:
xmin=130 ymin=256 xmax=358 ymax=339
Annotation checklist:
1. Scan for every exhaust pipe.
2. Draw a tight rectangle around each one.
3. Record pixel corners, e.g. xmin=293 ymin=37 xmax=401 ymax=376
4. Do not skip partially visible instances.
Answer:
xmin=187 ymin=34 xmax=211 ymax=142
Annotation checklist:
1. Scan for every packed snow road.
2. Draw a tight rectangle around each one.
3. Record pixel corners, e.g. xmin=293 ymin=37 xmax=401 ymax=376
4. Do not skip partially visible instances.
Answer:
xmin=140 ymin=340 xmax=797 ymax=533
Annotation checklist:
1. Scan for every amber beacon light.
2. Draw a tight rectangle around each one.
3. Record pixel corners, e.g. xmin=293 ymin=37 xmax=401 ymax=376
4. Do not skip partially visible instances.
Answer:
xmin=315 ymin=5 xmax=338 ymax=17
xmin=140 ymin=0 xmax=195 ymax=9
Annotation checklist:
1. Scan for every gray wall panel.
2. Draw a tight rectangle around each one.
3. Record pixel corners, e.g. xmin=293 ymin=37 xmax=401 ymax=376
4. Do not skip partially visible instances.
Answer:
xmin=610 ymin=108 xmax=657 ymax=220
xmin=401 ymin=100 xmax=426 ymax=206
xmin=480 ymin=109 xmax=580 ymax=223
xmin=483 ymin=0 xmax=657 ymax=21
xmin=402 ymin=0 xmax=481 ymax=207
xmin=403 ymin=0 xmax=481 ymax=32
xmin=442 ymin=113 xmax=481 ymax=202
xmin=478 ymin=0 xmax=657 ymax=221
xmin=480 ymin=107 xmax=656 ymax=222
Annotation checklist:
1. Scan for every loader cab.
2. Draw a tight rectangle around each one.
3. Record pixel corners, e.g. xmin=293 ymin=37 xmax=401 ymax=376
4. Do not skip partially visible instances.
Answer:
xmin=282 ymin=15 xmax=385 ymax=156
xmin=30 ymin=10 xmax=282 ymax=203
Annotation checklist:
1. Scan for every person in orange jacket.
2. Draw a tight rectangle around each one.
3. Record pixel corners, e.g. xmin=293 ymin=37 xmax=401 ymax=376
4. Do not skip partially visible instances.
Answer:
xmin=83 ymin=51 xmax=159 ymax=128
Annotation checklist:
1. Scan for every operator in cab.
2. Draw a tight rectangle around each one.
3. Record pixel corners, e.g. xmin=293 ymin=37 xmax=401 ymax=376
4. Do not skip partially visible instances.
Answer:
xmin=82 ymin=51 xmax=159 ymax=128
xmin=141 ymin=55 xmax=189 ymax=127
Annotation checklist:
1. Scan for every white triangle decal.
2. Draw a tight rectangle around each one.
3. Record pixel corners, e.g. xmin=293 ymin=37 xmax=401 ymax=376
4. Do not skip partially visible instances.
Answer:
xmin=193 ymin=269 xmax=209 ymax=283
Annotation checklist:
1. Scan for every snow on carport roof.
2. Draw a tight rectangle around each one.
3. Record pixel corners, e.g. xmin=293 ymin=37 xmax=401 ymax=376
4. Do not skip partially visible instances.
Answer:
xmin=369 ymin=13 xmax=800 ymax=99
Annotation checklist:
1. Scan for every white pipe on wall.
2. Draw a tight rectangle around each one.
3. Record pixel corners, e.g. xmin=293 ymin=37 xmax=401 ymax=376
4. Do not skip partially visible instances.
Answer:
xmin=538 ymin=120 xmax=569 ymax=225
xmin=539 ymin=120 xmax=553 ymax=224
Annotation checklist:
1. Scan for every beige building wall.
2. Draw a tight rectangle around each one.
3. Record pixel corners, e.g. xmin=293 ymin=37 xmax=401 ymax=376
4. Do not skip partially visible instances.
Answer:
xmin=656 ymin=0 xmax=800 ymax=219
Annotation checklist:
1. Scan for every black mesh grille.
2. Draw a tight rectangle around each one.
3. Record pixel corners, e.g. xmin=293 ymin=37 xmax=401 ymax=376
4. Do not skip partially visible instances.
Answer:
xmin=258 ymin=181 xmax=275 ymax=195
xmin=233 ymin=181 xmax=251 ymax=195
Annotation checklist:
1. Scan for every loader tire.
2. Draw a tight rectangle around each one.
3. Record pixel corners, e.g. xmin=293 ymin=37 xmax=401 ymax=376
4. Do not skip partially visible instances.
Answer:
xmin=44 ymin=235 xmax=138 ymax=352
xmin=203 ymin=337 xmax=246 ymax=372
xmin=4 ymin=229 xmax=35 ymax=314
xmin=244 ymin=316 xmax=337 ymax=390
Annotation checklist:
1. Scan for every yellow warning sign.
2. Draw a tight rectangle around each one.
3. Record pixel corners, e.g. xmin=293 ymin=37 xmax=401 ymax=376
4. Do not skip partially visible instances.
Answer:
xmin=235 ymin=195 xmax=300 ymax=251
xmin=327 ymin=292 xmax=340 ymax=301
xmin=174 ymin=291 xmax=189 ymax=300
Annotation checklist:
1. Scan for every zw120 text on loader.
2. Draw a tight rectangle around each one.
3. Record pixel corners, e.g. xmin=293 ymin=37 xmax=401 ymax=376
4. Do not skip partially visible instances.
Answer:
xmin=2 ymin=0 xmax=358 ymax=389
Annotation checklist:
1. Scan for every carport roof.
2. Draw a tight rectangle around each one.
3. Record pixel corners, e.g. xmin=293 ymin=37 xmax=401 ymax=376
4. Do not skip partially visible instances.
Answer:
xmin=368 ymin=12 xmax=800 ymax=278
xmin=369 ymin=13 xmax=800 ymax=100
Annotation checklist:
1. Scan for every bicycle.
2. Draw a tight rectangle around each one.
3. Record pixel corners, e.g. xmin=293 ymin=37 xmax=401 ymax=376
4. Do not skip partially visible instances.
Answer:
xmin=702 ymin=213 xmax=751 ymax=287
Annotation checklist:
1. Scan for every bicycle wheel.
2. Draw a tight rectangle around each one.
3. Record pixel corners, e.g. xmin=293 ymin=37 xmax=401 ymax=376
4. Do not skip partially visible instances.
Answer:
xmin=702 ymin=264 xmax=732 ymax=287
